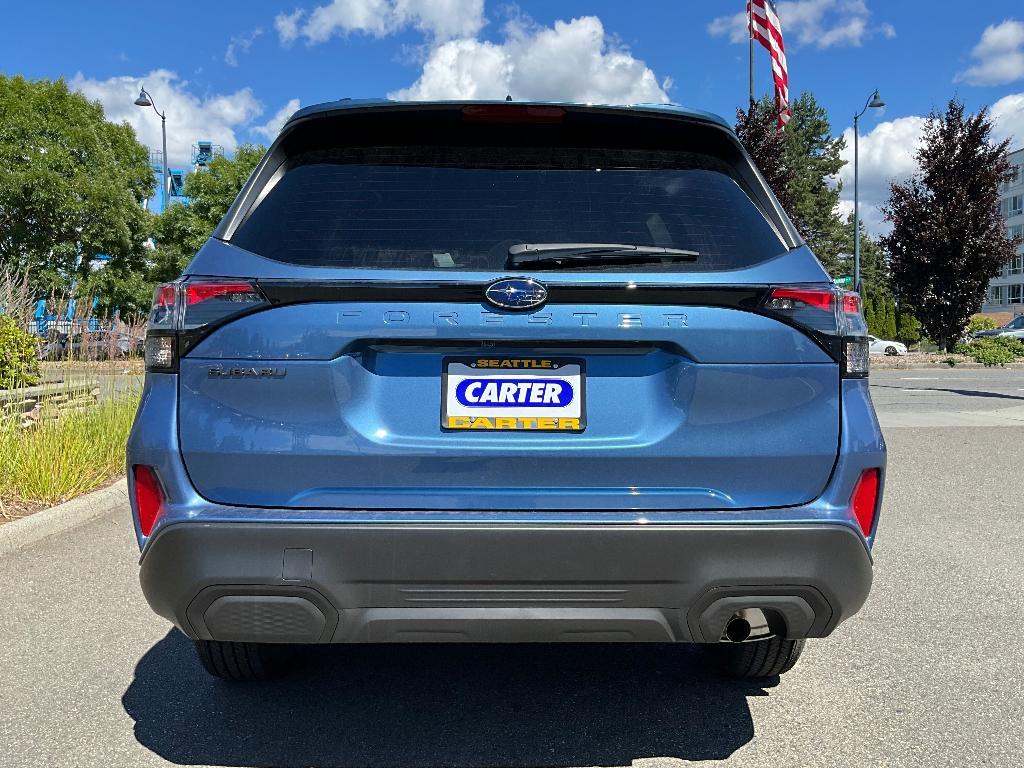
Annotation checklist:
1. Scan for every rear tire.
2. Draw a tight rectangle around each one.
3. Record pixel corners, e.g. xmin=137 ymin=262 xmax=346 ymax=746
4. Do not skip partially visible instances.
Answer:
xmin=704 ymin=637 xmax=805 ymax=678
xmin=193 ymin=639 xmax=298 ymax=681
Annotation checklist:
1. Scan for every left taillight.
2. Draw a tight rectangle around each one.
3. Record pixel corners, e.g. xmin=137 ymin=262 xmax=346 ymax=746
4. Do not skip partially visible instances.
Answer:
xmin=144 ymin=279 xmax=267 ymax=372
xmin=761 ymin=286 xmax=870 ymax=378
xmin=133 ymin=465 xmax=166 ymax=537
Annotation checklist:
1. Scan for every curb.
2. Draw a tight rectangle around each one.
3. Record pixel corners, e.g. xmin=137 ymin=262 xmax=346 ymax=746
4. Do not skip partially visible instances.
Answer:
xmin=0 ymin=479 xmax=128 ymax=557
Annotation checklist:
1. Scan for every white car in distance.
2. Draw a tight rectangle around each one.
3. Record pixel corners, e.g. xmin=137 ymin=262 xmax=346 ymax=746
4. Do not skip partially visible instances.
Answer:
xmin=867 ymin=336 xmax=908 ymax=356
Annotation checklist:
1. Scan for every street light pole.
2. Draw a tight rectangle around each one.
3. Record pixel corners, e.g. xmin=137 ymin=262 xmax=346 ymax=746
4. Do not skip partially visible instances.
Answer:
xmin=134 ymin=87 xmax=169 ymax=211
xmin=853 ymin=89 xmax=885 ymax=293
xmin=854 ymin=109 xmax=861 ymax=292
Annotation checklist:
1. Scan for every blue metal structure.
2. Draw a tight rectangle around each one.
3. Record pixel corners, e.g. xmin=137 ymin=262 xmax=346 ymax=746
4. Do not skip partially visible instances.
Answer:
xmin=191 ymin=140 xmax=224 ymax=169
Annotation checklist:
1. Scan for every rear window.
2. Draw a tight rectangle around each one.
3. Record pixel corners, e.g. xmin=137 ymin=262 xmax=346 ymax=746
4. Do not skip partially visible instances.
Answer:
xmin=231 ymin=146 xmax=786 ymax=272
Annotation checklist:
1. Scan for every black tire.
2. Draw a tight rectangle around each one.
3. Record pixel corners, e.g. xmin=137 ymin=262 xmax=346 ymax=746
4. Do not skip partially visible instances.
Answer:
xmin=193 ymin=639 xmax=297 ymax=681
xmin=703 ymin=637 xmax=805 ymax=678
xmin=885 ymin=345 xmax=898 ymax=356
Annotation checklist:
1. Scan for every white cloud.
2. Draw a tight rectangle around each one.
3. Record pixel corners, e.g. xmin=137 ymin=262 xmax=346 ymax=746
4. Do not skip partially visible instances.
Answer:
xmin=224 ymin=28 xmax=264 ymax=67
xmin=991 ymin=92 xmax=1024 ymax=147
xmin=834 ymin=98 xmax=1024 ymax=235
xmin=707 ymin=13 xmax=746 ymax=43
xmin=955 ymin=20 xmax=1024 ymax=87
xmin=275 ymin=9 xmax=304 ymax=45
xmin=389 ymin=15 xmax=669 ymax=105
xmin=708 ymin=0 xmax=894 ymax=49
xmin=836 ymin=115 xmax=927 ymax=234
xmin=252 ymin=98 xmax=301 ymax=140
xmin=70 ymin=69 xmax=263 ymax=167
xmin=276 ymin=0 xmax=484 ymax=45
xmin=394 ymin=0 xmax=486 ymax=40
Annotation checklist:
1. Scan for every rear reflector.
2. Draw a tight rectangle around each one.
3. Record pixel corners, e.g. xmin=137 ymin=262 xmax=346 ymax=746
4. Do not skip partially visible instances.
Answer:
xmin=850 ymin=468 xmax=881 ymax=536
xmin=133 ymin=465 xmax=166 ymax=537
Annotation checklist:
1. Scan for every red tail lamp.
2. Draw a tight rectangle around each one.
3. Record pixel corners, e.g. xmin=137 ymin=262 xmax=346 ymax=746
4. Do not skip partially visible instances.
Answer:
xmin=133 ymin=465 xmax=166 ymax=537
xmin=850 ymin=469 xmax=880 ymax=536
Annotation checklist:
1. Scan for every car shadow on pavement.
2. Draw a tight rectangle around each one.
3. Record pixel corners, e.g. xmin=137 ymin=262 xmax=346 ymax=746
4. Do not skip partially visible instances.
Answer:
xmin=123 ymin=630 xmax=772 ymax=767
xmin=872 ymin=384 xmax=1024 ymax=401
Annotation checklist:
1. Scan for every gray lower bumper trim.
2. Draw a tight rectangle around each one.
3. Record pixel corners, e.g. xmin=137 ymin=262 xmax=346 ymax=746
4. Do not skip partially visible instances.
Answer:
xmin=139 ymin=522 xmax=872 ymax=644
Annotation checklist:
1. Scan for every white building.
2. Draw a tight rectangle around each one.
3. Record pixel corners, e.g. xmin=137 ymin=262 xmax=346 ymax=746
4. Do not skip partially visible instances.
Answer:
xmin=982 ymin=147 xmax=1024 ymax=313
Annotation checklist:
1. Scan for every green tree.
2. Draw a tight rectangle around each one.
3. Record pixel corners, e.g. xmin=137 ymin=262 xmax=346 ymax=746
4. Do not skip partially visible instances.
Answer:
xmin=151 ymin=144 xmax=265 ymax=281
xmin=882 ymin=100 xmax=1019 ymax=350
xmin=867 ymin=293 xmax=886 ymax=336
xmin=784 ymin=92 xmax=848 ymax=275
xmin=883 ymin=297 xmax=898 ymax=340
xmin=736 ymin=93 xmax=851 ymax=278
xmin=864 ymin=296 xmax=876 ymax=332
xmin=734 ymin=98 xmax=796 ymax=216
xmin=0 ymin=76 xmax=155 ymax=297
xmin=837 ymin=214 xmax=890 ymax=296
xmin=897 ymin=310 xmax=922 ymax=344
xmin=77 ymin=262 xmax=157 ymax=320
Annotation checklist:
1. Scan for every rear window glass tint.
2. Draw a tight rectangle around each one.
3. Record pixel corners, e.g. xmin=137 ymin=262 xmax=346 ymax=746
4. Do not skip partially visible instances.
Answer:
xmin=231 ymin=146 xmax=786 ymax=271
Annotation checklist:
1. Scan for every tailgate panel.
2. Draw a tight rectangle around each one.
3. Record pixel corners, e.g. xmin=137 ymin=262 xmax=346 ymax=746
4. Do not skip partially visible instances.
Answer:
xmin=178 ymin=302 xmax=839 ymax=511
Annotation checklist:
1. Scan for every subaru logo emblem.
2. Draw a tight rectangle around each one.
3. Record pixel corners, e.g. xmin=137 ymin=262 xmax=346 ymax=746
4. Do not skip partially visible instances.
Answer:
xmin=484 ymin=278 xmax=548 ymax=311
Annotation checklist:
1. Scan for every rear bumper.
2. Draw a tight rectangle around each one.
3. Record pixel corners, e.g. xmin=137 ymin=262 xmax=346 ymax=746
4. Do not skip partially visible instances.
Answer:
xmin=139 ymin=521 xmax=872 ymax=644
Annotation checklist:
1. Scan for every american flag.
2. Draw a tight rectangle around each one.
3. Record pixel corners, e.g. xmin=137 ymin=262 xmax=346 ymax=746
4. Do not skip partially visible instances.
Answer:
xmin=748 ymin=0 xmax=792 ymax=127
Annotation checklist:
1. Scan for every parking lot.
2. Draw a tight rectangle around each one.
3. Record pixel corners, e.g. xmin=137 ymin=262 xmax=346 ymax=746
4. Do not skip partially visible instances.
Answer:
xmin=2 ymin=368 xmax=1023 ymax=768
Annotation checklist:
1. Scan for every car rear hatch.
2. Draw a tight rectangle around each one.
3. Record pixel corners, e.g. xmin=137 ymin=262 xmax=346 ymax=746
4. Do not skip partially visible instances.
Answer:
xmin=159 ymin=103 xmax=860 ymax=511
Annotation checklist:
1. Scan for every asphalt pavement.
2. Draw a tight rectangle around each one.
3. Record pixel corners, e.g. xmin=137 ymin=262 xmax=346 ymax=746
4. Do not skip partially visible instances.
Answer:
xmin=2 ymin=367 xmax=1023 ymax=767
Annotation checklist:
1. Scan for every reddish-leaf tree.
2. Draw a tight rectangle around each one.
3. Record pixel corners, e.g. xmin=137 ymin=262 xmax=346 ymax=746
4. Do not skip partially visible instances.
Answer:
xmin=735 ymin=98 xmax=797 ymax=224
xmin=881 ymin=100 xmax=1020 ymax=350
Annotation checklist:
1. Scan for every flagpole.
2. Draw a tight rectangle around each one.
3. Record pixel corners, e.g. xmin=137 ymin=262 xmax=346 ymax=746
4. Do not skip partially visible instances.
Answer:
xmin=748 ymin=2 xmax=754 ymax=106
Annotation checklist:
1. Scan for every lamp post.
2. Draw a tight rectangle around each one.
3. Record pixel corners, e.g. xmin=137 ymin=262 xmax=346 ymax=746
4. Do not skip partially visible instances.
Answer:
xmin=853 ymin=89 xmax=886 ymax=293
xmin=134 ymin=86 xmax=169 ymax=211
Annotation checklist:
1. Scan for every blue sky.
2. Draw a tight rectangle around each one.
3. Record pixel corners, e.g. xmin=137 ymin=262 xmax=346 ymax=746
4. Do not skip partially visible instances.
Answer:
xmin=4 ymin=1 xmax=1024 ymax=230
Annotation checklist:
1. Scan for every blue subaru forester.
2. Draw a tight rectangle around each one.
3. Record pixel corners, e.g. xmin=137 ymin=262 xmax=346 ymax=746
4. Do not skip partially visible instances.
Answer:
xmin=127 ymin=100 xmax=885 ymax=681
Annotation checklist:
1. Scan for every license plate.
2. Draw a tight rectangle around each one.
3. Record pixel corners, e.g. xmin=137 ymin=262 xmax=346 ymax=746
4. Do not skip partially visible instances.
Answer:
xmin=442 ymin=357 xmax=586 ymax=432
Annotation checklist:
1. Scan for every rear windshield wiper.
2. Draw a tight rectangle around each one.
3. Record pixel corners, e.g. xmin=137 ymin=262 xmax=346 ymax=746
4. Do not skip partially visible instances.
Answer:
xmin=506 ymin=243 xmax=699 ymax=270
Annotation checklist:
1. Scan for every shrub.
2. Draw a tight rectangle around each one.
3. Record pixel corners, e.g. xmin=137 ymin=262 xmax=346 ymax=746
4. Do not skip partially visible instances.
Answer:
xmin=991 ymin=335 xmax=1024 ymax=356
xmin=970 ymin=343 xmax=1014 ymax=366
xmin=0 ymin=315 xmax=40 ymax=388
xmin=953 ymin=336 xmax=1024 ymax=366
xmin=968 ymin=315 xmax=999 ymax=334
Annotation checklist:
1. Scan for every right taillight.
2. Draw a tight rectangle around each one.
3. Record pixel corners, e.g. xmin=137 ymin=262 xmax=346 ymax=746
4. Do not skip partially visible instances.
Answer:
xmin=850 ymin=468 xmax=881 ymax=536
xmin=133 ymin=465 xmax=166 ymax=537
xmin=762 ymin=286 xmax=869 ymax=378
xmin=144 ymin=279 xmax=267 ymax=372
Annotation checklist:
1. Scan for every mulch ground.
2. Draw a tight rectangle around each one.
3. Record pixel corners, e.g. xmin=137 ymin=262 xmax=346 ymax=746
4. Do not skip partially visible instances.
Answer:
xmin=0 ymin=497 xmax=47 ymax=524
xmin=872 ymin=352 xmax=1024 ymax=369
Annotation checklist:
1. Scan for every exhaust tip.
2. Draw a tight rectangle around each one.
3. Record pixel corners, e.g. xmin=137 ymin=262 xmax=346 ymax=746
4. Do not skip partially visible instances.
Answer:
xmin=724 ymin=615 xmax=752 ymax=643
